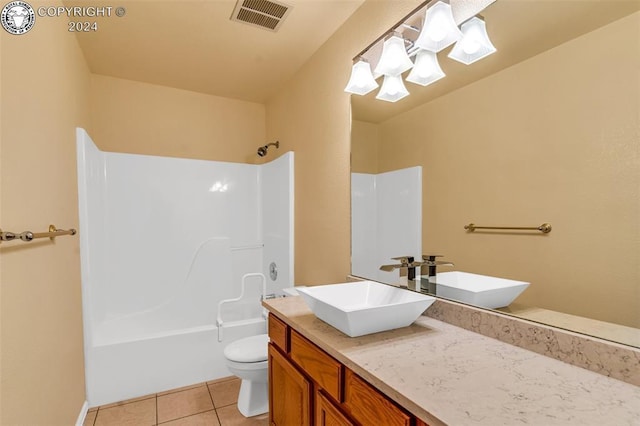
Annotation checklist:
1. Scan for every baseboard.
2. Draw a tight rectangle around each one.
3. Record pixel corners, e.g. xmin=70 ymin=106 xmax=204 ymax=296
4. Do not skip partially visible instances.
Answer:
xmin=75 ymin=400 xmax=89 ymax=426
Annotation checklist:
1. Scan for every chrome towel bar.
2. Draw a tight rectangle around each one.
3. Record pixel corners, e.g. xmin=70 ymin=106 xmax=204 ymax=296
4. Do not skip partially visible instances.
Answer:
xmin=464 ymin=223 xmax=552 ymax=233
xmin=0 ymin=224 xmax=77 ymax=243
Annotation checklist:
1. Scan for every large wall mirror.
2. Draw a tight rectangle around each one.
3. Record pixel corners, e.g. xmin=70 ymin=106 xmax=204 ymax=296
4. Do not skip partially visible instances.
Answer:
xmin=350 ymin=0 xmax=639 ymax=348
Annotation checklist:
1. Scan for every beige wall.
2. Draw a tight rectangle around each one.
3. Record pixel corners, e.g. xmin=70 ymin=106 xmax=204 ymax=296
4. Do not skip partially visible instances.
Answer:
xmin=90 ymin=75 xmax=266 ymax=163
xmin=0 ymin=2 xmax=91 ymax=424
xmin=351 ymin=120 xmax=380 ymax=174
xmin=0 ymin=0 xmax=515 ymax=422
xmin=374 ymin=13 xmax=640 ymax=327
xmin=2 ymin=3 xmax=633 ymax=424
xmin=266 ymin=1 xmax=422 ymax=285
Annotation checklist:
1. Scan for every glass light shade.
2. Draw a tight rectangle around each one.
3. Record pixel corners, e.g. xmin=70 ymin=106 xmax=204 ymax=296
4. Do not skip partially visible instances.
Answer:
xmin=406 ymin=49 xmax=445 ymax=86
xmin=344 ymin=60 xmax=379 ymax=95
xmin=448 ymin=16 xmax=496 ymax=65
xmin=375 ymin=74 xmax=410 ymax=103
xmin=374 ymin=35 xmax=413 ymax=76
xmin=414 ymin=1 xmax=462 ymax=53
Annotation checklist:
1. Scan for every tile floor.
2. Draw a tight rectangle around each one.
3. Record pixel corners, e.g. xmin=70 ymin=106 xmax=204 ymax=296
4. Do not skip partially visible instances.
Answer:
xmin=83 ymin=376 xmax=268 ymax=426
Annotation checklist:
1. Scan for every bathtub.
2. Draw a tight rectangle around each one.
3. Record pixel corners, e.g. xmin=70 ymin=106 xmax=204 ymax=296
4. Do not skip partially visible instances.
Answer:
xmin=82 ymin=243 xmax=268 ymax=407
xmin=81 ymin=243 xmax=269 ymax=407
xmin=86 ymin=316 xmax=266 ymax=407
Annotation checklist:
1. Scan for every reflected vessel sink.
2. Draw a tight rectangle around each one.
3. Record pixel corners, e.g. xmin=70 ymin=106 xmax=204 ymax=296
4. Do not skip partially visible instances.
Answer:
xmin=433 ymin=271 xmax=529 ymax=309
xmin=296 ymin=281 xmax=435 ymax=337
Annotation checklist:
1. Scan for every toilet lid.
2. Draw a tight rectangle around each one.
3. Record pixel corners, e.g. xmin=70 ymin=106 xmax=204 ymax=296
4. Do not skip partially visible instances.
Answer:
xmin=224 ymin=334 xmax=269 ymax=363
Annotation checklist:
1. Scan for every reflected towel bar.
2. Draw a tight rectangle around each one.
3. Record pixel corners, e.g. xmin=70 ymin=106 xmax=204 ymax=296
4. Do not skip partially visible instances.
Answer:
xmin=0 ymin=224 xmax=77 ymax=243
xmin=464 ymin=223 xmax=552 ymax=233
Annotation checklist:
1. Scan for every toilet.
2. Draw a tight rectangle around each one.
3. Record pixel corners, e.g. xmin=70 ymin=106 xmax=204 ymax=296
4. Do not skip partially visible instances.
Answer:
xmin=223 ymin=333 xmax=270 ymax=417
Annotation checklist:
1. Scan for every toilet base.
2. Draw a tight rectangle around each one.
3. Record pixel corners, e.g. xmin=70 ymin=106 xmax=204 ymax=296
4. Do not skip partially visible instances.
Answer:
xmin=237 ymin=378 xmax=268 ymax=417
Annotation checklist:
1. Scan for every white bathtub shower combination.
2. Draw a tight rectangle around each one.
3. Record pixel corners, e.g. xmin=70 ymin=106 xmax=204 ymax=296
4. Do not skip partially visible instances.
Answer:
xmin=76 ymin=128 xmax=294 ymax=407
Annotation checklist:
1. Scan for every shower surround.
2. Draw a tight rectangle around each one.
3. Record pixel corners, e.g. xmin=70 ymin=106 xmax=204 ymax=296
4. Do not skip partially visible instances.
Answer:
xmin=351 ymin=166 xmax=422 ymax=284
xmin=76 ymin=128 xmax=294 ymax=407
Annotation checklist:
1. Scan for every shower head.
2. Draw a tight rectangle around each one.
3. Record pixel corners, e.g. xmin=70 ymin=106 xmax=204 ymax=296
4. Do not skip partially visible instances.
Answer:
xmin=257 ymin=141 xmax=279 ymax=157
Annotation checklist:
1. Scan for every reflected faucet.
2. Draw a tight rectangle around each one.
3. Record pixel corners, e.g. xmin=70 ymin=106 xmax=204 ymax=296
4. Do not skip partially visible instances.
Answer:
xmin=421 ymin=255 xmax=455 ymax=281
xmin=420 ymin=255 xmax=454 ymax=293
xmin=379 ymin=256 xmax=424 ymax=290
xmin=380 ymin=255 xmax=454 ymax=293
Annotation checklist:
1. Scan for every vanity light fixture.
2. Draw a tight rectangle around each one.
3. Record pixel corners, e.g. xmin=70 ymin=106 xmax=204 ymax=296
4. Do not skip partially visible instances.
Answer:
xmin=376 ymin=74 xmax=410 ymax=103
xmin=448 ymin=16 xmax=496 ymax=64
xmin=345 ymin=0 xmax=496 ymax=101
xmin=414 ymin=0 xmax=462 ymax=53
xmin=406 ymin=49 xmax=445 ymax=86
xmin=344 ymin=58 xmax=379 ymax=95
xmin=374 ymin=33 xmax=414 ymax=76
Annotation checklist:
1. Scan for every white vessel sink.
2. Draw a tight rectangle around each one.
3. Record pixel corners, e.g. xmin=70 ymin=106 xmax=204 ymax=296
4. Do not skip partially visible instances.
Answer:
xmin=433 ymin=271 xmax=529 ymax=309
xmin=296 ymin=281 xmax=435 ymax=337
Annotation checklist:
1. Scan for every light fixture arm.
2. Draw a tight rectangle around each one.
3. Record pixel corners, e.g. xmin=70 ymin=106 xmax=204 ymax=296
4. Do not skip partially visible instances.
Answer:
xmin=353 ymin=1 xmax=433 ymax=59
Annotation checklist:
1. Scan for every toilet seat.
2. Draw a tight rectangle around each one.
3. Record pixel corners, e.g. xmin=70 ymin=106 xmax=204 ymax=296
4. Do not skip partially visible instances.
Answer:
xmin=224 ymin=334 xmax=269 ymax=363
xmin=226 ymin=359 xmax=268 ymax=372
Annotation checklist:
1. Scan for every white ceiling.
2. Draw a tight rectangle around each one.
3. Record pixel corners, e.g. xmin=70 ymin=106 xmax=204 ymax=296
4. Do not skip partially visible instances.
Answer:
xmin=67 ymin=0 xmax=365 ymax=103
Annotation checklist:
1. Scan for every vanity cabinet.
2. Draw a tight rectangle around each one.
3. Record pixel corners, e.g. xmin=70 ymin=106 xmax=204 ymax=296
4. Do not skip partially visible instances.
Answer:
xmin=268 ymin=313 xmax=429 ymax=426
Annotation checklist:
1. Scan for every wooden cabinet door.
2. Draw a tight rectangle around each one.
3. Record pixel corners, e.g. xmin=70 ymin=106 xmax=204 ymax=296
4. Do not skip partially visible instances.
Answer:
xmin=343 ymin=369 xmax=411 ymax=426
xmin=269 ymin=343 xmax=312 ymax=426
xmin=316 ymin=391 xmax=355 ymax=426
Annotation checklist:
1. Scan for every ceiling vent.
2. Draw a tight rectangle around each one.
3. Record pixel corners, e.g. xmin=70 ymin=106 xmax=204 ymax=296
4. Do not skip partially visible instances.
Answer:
xmin=231 ymin=0 xmax=292 ymax=32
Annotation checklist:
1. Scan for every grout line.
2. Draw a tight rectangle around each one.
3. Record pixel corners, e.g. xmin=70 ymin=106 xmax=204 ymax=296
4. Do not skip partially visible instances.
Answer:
xmin=214 ymin=408 xmax=223 ymax=425
xmin=206 ymin=381 xmax=217 ymax=408
xmin=206 ymin=383 xmax=224 ymax=425
xmin=157 ymin=409 xmax=217 ymax=425
xmin=155 ymin=395 xmax=158 ymax=426
xmin=91 ymin=407 xmax=98 ymax=426
xmin=216 ymin=402 xmax=237 ymax=408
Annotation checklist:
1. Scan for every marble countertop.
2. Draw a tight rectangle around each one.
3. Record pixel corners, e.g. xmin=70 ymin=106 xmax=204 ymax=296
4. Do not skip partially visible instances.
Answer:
xmin=264 ymin=296 xmax=640 ymax=426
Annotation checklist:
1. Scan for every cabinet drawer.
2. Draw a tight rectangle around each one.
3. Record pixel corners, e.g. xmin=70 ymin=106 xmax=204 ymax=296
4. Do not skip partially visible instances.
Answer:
xmin=268 ymin=313 xmax=288 ymax=352
xmin=290 ymin=330 xmax=343 ymax=401
xmin=344 ymin=369 xmax=411 ymax=426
